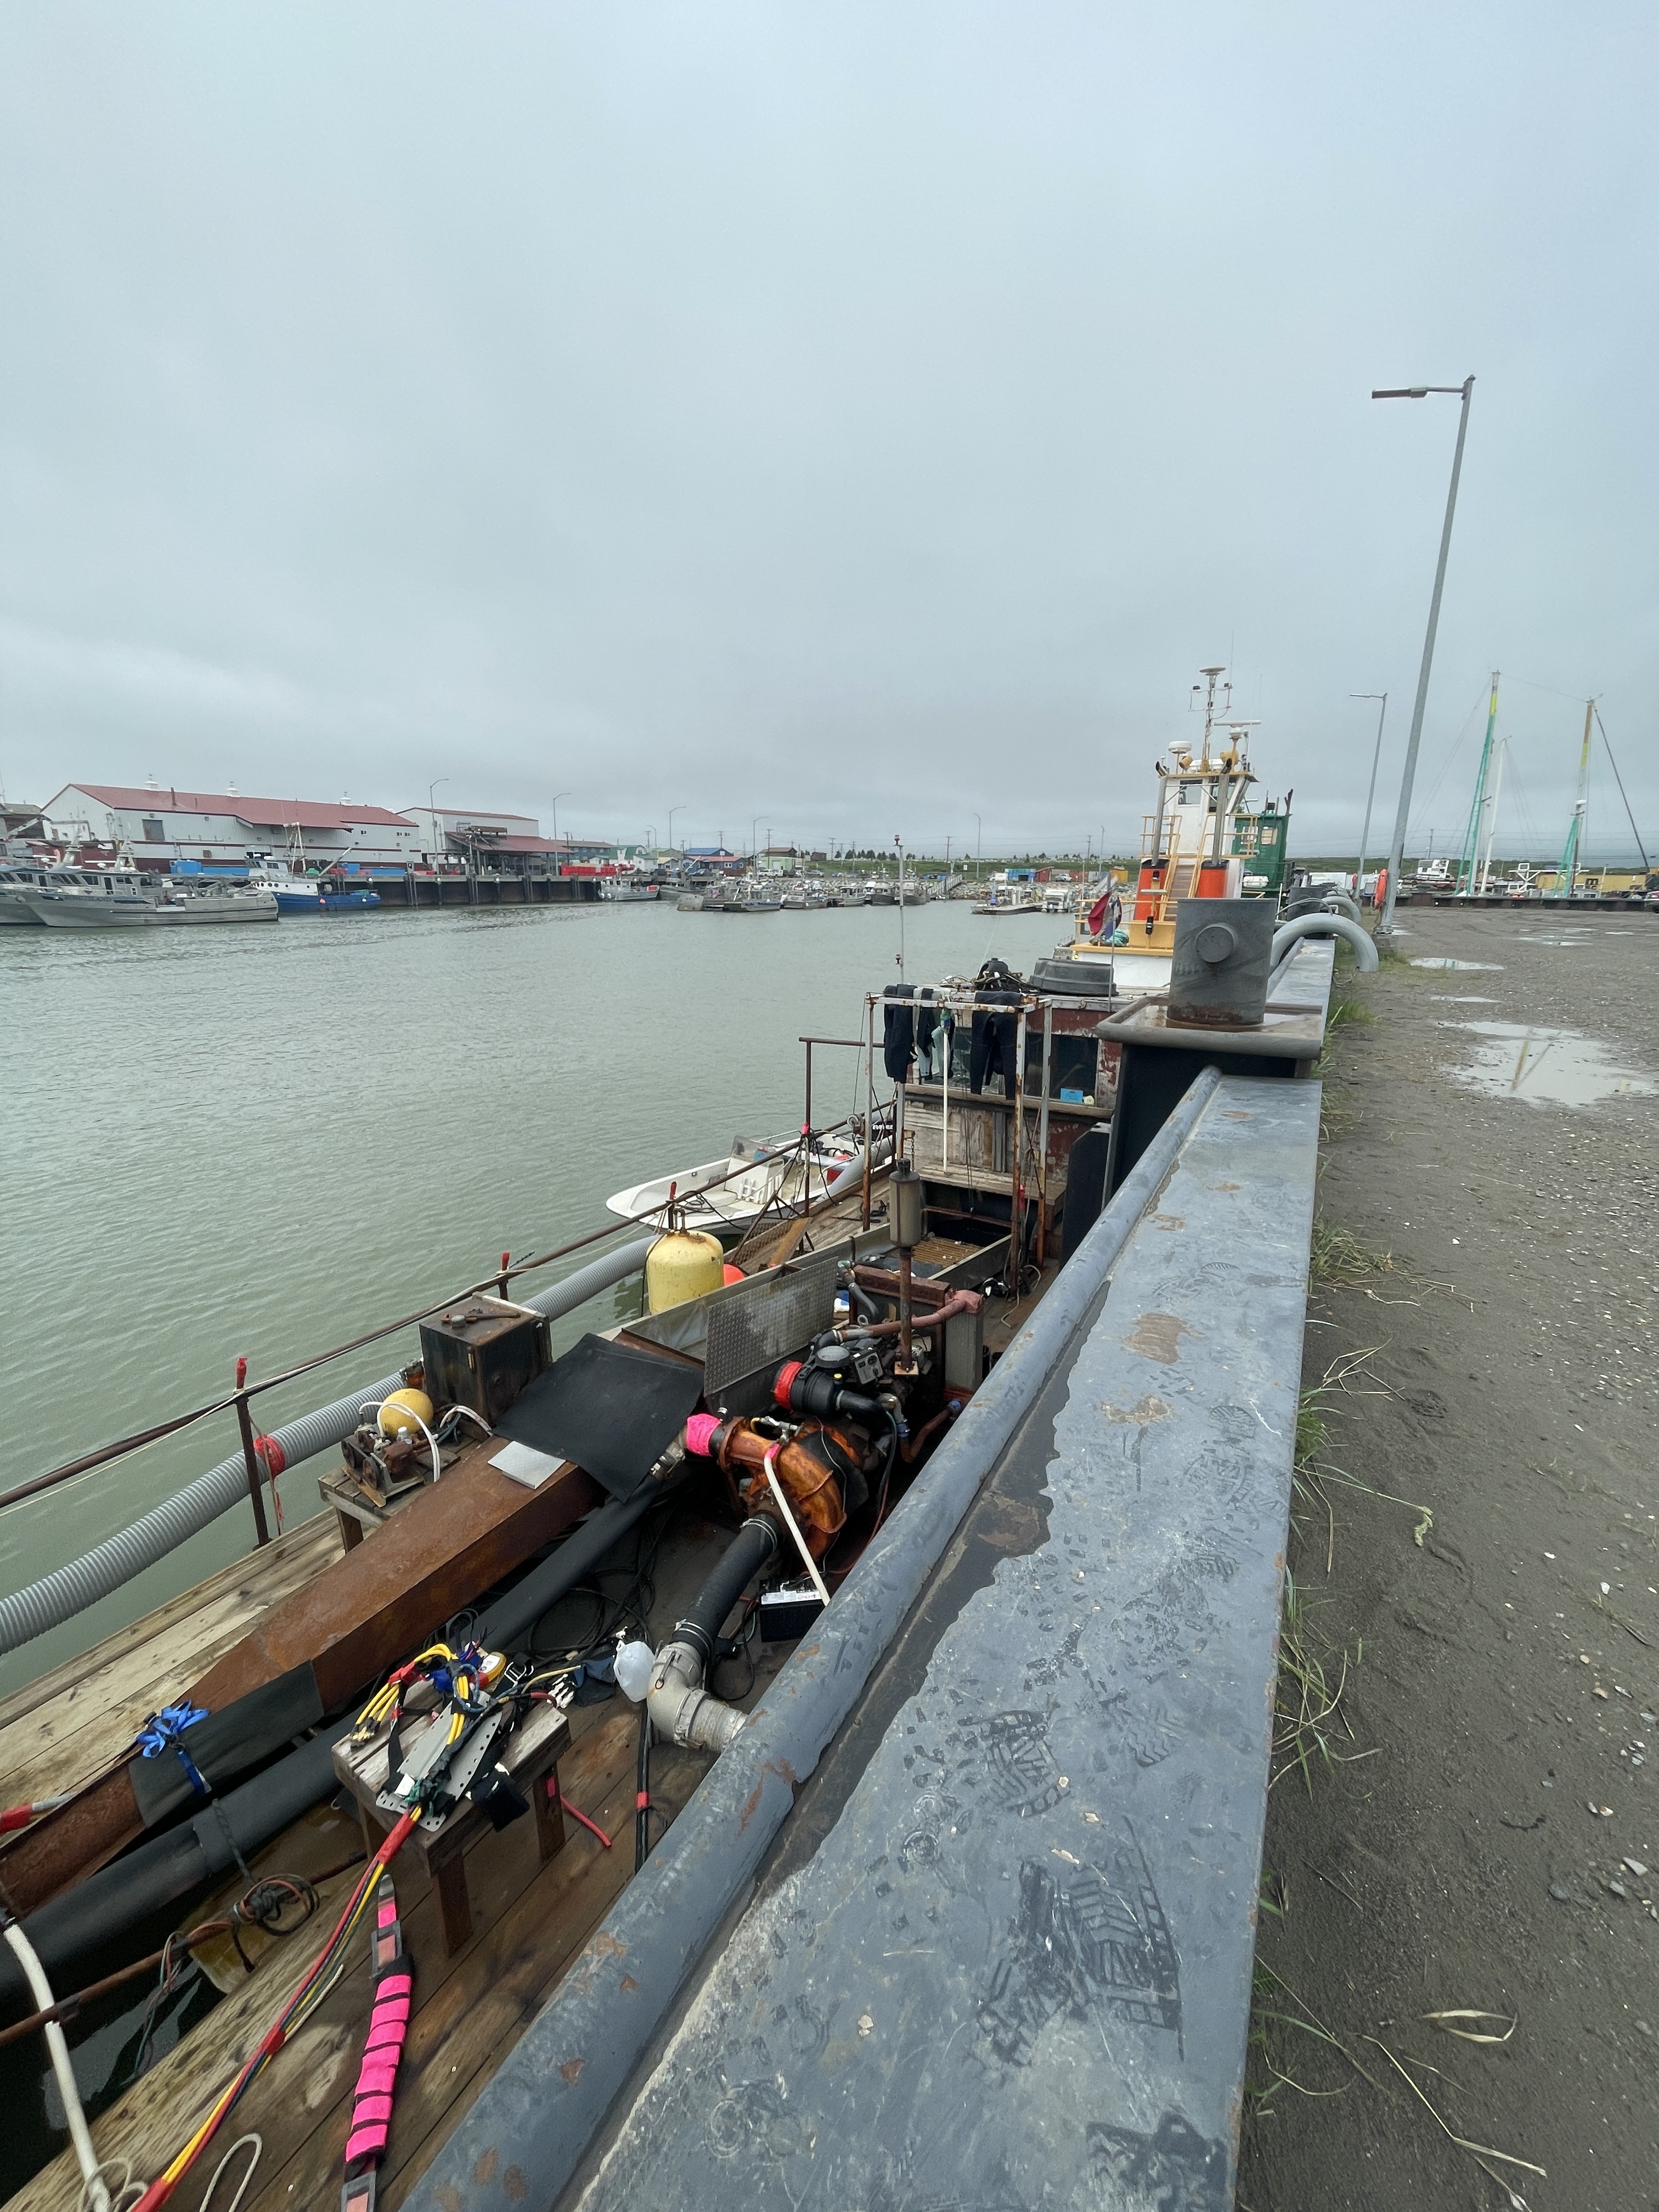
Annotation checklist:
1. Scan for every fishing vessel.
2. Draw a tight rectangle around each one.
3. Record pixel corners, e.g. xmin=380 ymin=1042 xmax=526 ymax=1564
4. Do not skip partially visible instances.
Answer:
xmin=18 ymin=871 xmax=279 ymax=928
xmin=0 ymin=860 xmax=61 ymax=923
xmin=0 ymin=743 xmax=1342 ymax=2212
xmin=597 ymin=879 xmax=661 ymax=904
xmin=1045 ymin=663 xmax=1290 ymax=994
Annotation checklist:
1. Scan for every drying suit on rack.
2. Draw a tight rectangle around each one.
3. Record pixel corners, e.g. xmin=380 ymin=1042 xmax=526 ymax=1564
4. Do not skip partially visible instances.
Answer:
xmin=969 ymin=990 xmax=1022 ymax=1094
xmin=883 ymin=985 xmax=939 ymax=1082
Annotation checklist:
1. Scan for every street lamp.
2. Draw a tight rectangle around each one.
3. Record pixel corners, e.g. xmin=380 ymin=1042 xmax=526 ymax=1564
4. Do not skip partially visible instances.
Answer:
xmin=972 ymin=812 xmax=982 ymax=884
xmin=551 ymin=791 xmax=572 ymax=852
xmin=667 ymin=803 xmax=687 ymax=856
xmin=1372 ymin=377 xmax=1475 ymax=940
xmin=1351 ymin=693 xmax=1388 ymax=897
xmin=427 ymin=778 xmax=449 ymax=866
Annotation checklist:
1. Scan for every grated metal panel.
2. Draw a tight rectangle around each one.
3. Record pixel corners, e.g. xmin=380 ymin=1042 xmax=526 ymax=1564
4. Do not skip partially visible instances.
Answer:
xmin=703 ymin=1251 xmax=839 ymax=1398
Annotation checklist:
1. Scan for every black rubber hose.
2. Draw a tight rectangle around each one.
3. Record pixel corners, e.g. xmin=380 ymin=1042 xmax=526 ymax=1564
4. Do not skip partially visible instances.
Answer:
xmin=672 ymin=1518 xmax=780 ymax=1665
xmin=477 ymin=1472 xmax=684 ymax=1654
xmin=0 ymin=1731 xmax=339 ymax=2011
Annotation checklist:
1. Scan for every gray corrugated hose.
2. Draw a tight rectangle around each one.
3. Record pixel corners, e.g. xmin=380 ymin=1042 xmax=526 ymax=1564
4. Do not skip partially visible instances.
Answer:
xmin=1271 ymin=911 xmax=1378 ymax=971
xmin=0 ymin=1237 xmax=655 ymax=1657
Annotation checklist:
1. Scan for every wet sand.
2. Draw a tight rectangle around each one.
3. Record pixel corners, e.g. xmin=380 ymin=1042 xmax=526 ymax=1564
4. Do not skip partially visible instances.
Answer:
xmin=1238 ymin=907 xmax=1659 ymax=2210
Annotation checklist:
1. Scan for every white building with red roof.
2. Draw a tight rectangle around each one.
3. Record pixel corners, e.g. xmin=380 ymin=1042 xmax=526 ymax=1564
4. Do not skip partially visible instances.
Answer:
xmin=43 ymin=783 xmax=424 ymax=872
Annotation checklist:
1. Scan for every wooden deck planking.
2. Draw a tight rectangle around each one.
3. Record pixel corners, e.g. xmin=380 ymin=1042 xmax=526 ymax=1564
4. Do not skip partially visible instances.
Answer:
xmin=240 ymin=1717 xmax=701 ymax=2212
xmin=0 ymin=1519 xmax=341 ymax=1808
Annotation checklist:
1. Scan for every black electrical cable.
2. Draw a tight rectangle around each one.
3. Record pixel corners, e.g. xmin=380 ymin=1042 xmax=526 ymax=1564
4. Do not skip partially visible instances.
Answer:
xmin=634 ymin=1702 xmax=652 ymax=1873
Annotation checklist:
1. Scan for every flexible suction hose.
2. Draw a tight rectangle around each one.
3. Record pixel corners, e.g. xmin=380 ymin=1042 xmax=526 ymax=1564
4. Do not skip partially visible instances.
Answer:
xmin=672 ymin=1519 xmax=780 ymax=1665
xmin=0 ymin=1238 xmax=656 ymax=1657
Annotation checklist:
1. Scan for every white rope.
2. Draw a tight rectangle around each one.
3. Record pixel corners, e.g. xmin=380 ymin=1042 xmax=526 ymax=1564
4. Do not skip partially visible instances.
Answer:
xmin=761 ymin=1448 xmax=830 ymax=1606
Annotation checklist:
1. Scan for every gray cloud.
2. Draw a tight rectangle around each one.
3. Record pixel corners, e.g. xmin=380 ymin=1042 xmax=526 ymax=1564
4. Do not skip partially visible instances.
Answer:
xmin=2 ymin=2 xmax=1655 ymax=861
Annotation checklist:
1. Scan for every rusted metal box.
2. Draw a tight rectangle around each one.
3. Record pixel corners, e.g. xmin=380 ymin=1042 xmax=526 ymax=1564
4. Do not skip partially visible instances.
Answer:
xmin=420 ymin=1296 xmax=551 ymax=1425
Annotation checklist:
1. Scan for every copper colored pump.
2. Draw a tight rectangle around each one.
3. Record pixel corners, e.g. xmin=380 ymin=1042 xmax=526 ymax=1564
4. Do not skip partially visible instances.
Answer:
xmin=709 ymin=1419 xmax=851 ymax=1558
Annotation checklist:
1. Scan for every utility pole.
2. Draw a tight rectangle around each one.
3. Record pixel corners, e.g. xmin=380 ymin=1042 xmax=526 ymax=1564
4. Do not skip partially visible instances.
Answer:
xmin=1372 ymin=377 xmax=1475 ymax=940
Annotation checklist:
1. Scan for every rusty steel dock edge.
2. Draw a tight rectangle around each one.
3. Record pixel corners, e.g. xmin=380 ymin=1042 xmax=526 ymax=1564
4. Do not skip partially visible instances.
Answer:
xmin=408 ymin=1063 xmax=1227 ymax=2212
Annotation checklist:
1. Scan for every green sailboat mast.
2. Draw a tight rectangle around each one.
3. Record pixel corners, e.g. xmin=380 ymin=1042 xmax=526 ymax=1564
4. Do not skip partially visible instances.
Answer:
xmin=1555 ymin=698 xmax=1594 ymax=898
xmin=1454 ymin=671 xmax=1499 ymax=895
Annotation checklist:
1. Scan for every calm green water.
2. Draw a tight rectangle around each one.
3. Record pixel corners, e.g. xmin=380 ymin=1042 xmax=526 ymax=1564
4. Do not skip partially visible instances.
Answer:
xmin=0 ymin=896 xmax=1062 ymax=1694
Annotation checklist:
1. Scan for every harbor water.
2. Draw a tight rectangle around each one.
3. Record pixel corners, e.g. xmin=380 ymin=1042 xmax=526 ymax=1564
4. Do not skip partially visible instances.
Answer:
xmin=0 ymin=895 xmax=1064 ymax=1694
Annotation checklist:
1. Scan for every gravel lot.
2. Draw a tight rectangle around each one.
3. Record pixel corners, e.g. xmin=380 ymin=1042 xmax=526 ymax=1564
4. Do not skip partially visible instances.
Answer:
xmin=1238 ymin=907 xmax=1659 ymax=2212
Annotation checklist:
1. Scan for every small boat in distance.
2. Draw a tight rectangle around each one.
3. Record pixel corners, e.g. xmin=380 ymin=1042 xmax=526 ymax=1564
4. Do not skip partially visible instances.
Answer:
xmin=599 ymin=879 xmax=661 ymax=902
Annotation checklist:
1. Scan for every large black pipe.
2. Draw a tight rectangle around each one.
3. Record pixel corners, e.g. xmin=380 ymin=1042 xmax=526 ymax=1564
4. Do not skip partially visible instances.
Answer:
xmin=672 ymin=1518 xmax=780 ymax=1663
xmin=0 ymin=1733 xmax=339 ymax=2008
xmin=0 ymin=1474 xmax=683 ymax=2015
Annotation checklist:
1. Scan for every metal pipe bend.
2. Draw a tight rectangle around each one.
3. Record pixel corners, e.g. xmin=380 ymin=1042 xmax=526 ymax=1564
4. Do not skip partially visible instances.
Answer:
xmin=1270 ymin=912 xmax=1379 ymax=971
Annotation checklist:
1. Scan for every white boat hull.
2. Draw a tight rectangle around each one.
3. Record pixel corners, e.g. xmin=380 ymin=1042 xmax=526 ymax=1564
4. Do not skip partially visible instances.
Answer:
xmin=607 ymin=1135 xmax=885 ymax=1231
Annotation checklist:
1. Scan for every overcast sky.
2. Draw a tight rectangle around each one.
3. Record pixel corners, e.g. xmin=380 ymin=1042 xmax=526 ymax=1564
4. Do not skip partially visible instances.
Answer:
xmin=2 ymin=3 xmax=1655 ymax=861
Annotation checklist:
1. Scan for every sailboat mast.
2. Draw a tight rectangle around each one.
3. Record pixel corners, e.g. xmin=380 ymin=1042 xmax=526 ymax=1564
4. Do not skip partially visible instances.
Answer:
xmin=1478 ymin=737 xmax=1506 ymax=893
xmin=1455 ymin=672 xmax=1499 ymax=895
xmin=1556 ymin=698 xmax=1594 ymax=898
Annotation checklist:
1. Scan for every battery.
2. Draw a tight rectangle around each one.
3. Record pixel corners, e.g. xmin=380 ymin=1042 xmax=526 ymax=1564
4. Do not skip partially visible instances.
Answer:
xmin=759 ymin=1579 xmax=826 ymax=1643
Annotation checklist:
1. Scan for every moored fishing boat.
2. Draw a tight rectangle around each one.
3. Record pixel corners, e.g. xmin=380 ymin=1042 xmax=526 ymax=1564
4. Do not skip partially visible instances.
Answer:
xmin=1042 ymin=662 xmax=1291 ymax=995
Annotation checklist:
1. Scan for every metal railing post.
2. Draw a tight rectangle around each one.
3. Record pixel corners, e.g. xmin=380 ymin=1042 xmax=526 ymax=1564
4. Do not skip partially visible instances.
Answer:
xmin=233 ymin=1357 xmax=271 ymax=1547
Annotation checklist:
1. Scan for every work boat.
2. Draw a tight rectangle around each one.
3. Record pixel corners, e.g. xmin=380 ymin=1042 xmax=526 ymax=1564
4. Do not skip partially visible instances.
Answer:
xmin=0 ymin=892 xmax=1347 ymax=2212
xmin=0 ymin=860 xmax=61 ymax=923
xmin=22 ymin=873 xmax=279 ymax=927
xmin=1046 ymin=662 xmax=1291 ymax=995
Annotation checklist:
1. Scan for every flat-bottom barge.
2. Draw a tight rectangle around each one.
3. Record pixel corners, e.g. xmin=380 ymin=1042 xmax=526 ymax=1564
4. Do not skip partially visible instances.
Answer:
xmin=0 ymin=915 xmax=1339 ymax=2212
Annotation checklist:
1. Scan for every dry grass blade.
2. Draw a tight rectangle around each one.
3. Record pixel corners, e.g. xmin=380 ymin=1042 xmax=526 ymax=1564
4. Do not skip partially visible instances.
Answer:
xmin=1363 ymin=2035 xmax=1544 ymax=2205
xmin=1423 ymin=2009 xmax=1516 ymax=2045
xmin=1321 ymin=1345 xmax=1395 ymax=1399
xmin=1309 ymin=1216 xmax=1395 ymax=1287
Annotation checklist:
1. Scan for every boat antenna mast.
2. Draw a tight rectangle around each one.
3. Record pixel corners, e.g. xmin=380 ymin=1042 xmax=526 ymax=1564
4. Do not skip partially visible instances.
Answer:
xmin=1190 ymin=666 xmax=1232 ymax=765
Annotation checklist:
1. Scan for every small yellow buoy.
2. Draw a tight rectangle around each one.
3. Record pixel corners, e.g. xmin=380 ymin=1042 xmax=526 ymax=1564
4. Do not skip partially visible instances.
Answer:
xmin=379 ymin=1386 xmax=435 ymax=1438
xmin=645 ymin=1228 xmax=726 ymax=1314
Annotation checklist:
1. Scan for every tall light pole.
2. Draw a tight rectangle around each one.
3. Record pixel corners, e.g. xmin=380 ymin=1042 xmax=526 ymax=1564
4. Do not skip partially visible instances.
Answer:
xmin=551 ymin=791 xmax=572 ymax=851
xmin=972 ymin=812 xmax=982 ymax=885
xmin=1351 ymin=693 xmax=1388 ymax=895
xmin=1372 ymin=377 xmax=1475 ymax=940
xmin=427 ymin=777 xmax=449 ymax=865
xmin=667 ymin=803 xmax=686 ymax=858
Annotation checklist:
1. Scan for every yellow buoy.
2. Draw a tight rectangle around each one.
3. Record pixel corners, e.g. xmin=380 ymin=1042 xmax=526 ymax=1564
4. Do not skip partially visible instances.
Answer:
xmin=646 ymin=1228 xmax=726 ymax=1314
xmin=378 ymin=1386 xmax=435 ymax=1438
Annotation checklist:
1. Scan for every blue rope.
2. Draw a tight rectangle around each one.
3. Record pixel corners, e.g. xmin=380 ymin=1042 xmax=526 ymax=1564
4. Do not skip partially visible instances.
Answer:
xmin=136 ymin=1700 xmax=211 ymax=1796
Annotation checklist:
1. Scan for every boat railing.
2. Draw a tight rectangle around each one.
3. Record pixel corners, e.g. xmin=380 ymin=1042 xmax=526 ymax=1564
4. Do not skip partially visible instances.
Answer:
xmin=0 ymin=1111 xmax=875 ymax=1538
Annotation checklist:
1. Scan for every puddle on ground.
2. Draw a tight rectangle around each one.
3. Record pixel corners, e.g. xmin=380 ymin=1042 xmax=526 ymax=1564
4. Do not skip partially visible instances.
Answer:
xmin=1410 ymin=957 xmax=1504 ymax=970
xmin=1438 ymin=1021 xmax=1657 ymax=1107
xmin=1515 ymin=932 xmax=1593 ymax=946
xmin=1430 ymin=994 xmax=1495 ymax=1003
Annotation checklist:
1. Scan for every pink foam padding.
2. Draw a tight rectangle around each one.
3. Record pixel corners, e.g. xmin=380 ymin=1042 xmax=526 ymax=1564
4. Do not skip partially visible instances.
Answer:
xmin=684 ymin=1413 xmax=722 ymax=1458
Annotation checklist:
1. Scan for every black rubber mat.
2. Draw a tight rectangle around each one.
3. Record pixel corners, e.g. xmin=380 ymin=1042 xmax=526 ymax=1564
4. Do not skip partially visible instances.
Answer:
xmin=495 ymin=1333 xmax=704 ymax=1499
